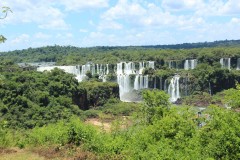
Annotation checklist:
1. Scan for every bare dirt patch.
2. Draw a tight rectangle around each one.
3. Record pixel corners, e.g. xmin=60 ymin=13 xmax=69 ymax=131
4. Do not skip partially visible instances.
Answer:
xmin=85 ymin=118 xmax=111 ymax=132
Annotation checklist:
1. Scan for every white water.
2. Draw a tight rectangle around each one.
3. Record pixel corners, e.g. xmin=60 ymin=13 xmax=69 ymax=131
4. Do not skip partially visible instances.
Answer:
xmin=184 ymin=59 xmax=197 ymax=70
xmin=168 ymin=61 xmax=176 ymax=69
xmin=237 ymin=58 xmax=240 ymax=70
xmin=168 ymin=75 xmax=180 ymax=102
xmin=117 ymin=61 xmax=153 ymax=101
xmin=36 ymin=62 xmax=186 ymax=103
xmin=133 ymin=75 xmax=149 ymax=90
xmin=37 ymin=63 xmax=110 ymax=82
xmin=220 ymin=58 xmax=231 ymax=70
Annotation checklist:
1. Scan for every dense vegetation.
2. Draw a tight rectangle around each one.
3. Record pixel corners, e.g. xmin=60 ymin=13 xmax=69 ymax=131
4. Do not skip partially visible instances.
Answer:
xmin=1 ymin=89 xmax=240 ymax=159
xmin=0 ymin=63 xmax=119 ymax=129
xmin=1 ymin=41 xmax=240 ymax=159
xmin=1 ymin=40 xmax=240 ymax=65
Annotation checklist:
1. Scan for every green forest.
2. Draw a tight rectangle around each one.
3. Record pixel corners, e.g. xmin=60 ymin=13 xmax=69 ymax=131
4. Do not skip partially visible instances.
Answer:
xmin=1 ymin=41 xmax=240 ymax=159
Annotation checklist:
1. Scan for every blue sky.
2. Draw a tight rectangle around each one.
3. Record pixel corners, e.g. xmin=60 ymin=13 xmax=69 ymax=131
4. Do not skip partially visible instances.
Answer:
xmin=0 ymin=0 xmax=240 ymax=51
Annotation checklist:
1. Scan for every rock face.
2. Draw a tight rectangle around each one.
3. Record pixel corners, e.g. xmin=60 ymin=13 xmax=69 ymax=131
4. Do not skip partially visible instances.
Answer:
xmin=79 ymin=81 xmax=119 ymax=108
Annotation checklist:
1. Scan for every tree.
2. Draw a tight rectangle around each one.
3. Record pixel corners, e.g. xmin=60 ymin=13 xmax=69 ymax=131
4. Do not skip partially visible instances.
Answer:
xmin=223 ymin=82 xmax=240 ymax=108
xmin=142 ymin=90 xmax=170 ymax=123
xmin=0 ymin=6 xmax=12 ymax=43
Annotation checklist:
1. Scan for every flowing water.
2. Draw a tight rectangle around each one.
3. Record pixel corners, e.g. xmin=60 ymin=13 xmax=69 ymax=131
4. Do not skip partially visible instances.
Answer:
xmin=36 ymin=61 xmax=186 ymax=103
xmin=168 ymin=75 xmax=180 ymax=102
xmin=220 ymin=58 xmax=231 ymax=70
xmin=237 ymin=58 xmax=240 ymax=70
xmin=184 ymin=59 xmax=197 ymax=70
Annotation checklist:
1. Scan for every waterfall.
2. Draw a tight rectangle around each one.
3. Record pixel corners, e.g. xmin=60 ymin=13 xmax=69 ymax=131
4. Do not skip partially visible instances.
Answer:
xmin=37 ymin=61 xmax=154 ymax=102
xmin=91 ymin=64 xmax=95 ymax=75
xmin=183 ymin=76 xmax=189 ymax=96
xmin=37 ymin=63 xmax=111 ymax=82
xmin=184 ymin=59 xmax=197 ymax=70
xmin=106 ymin=64 xmax=109 ymax=74
xmin=124 ymin=62 xmax=135 ymax=74
xmin=117 ymin=62 xmax=123 ymax=75
xmin=134 ymin=75 xmax=139 ymax=90
xmin=168 ymin=61 xmax=174 ymax=69
xmin=148 ymin=61 xmax=155 ymax=69
xmin=168 ymin=75 xmax=180 ymax=102
xmin=117 ymin=74 xmax=131 ymax=100
xmin=117 ymin=62 xmax=134 ymax=101
xmin=237 ymin=58 xmax=240 ymax=70
xmin=139 ymin=62 xmax=145 ymax=74
xmin=140 ymin=75 xmax=144 ymax=89
xmin=133 ymin=75 xmax=149 ymax=90
xmin=164 ymin=79 xmax=168 ymax=92
xmin=209 ymin=82 xmax=212 ymax=96
xmin=144 ymin=75 xmax=149 ymax=88
xmin=220 ymin=58 xmax=231 ymax=70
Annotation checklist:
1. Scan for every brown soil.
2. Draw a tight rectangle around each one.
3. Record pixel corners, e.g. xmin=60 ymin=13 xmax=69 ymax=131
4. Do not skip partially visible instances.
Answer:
xmin=0 ymin=147 xmax=17 ymax=154
xmin=85 ymin=116 xmax=132 ymax=132
xmin=85 ymin=118 xmax=111 ymax=132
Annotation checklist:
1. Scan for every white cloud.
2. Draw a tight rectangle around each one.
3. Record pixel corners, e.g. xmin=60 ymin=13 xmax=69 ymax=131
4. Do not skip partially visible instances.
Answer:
xmin=11 ymin=34 xmax=30 ymax=44
xmin=221 ymin=0 xmax=240 ymax=15
xmin=162 ymin=0 xmax=240 ymax=16
xmin=66 ymin=33 xmax=73 ymax=38
xmin=102 ymin=1 xmax=205 ymax=30
xmin=89 ymin=20 xmax=95 ymax=26
xmin=59 ymin=0 xmax=109 ymax=11
xmin=97 ymin=20 xmax=123 ymax=30
xmin=34 ymin=32 xmax=52 ymax=39
xmin=79 ymin=29 xmax=88 ymax=33
xmin=162 ymin=0 xmax=205 ymax=11
xmin=56 ymin=33 xmax=74 ymax=39
xmin=39 ymin=19 xmax=70 ymax=30
xmin=231 ymin=18 xmax=240 ymax=24
xmin=0 ymin=0 xmax=69 ymax=30
xmin=102 ymin=0 xmax=146 ymax=20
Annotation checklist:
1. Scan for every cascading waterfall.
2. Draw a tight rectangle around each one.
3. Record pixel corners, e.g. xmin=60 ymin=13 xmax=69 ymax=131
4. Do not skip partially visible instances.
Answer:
xmin=117 ymin=62 xmax=135 ymax=101
xmin=164 ymin=79 xmax=168 ymax=92
xmin=139 ymin=62 xmax=145 ymax=74
xmin=168 ymin=61 xmax=180 ymax=69
xmin=148 ymin=61 xmax=155 ymax=69
xmin=133 ymin=75 xmax=149 ymax=90
xmin=184 ymin=59 xmax=197 ymax=70
xmin=37 ymin=63 xmax=110 ymax=82
xmin=168 ymin=75 xmax=180 ymax=102
xmin=220 ymin=58 xmax=231 ymax=70
xmin=116 ymin=61 xmax=154 ymax=101
xmin=106 ymin=64 xmax=109 ymax=74
xmin=237 ymin=58 xmax=240 ymax=70
xmin=168 ymin=61 xmax=176 ymax=69
xmin=37 ymin=61 xmax=186 ymax=103
xmin=117 ymin=74 xmax=131 ymax=98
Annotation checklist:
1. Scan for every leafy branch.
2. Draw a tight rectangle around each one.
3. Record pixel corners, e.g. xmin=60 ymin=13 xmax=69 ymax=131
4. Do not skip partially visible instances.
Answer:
xmin=0 ymin=6 xmax=12 ymax=43
xmin=0 ymin=6 xmax=12 ymax=19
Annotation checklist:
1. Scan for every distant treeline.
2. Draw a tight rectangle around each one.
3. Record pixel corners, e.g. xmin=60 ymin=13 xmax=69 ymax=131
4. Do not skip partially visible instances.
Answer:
xmin=0 ymin=39 xmax=240 ymax=65
xmin=141 ymin=39 xmax=240 ymax=49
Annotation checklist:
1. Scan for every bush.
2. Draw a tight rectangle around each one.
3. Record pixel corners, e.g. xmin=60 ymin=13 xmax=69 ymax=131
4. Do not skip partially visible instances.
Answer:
xmin=83 ymin=110 xmax=100 ymax=118
xmin=101 ymin=99 xmax=140 ymax=116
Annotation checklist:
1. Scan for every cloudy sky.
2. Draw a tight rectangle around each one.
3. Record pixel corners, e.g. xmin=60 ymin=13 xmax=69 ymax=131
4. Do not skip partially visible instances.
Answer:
xmin=0 ymin=0 xmax=240 ymax=51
